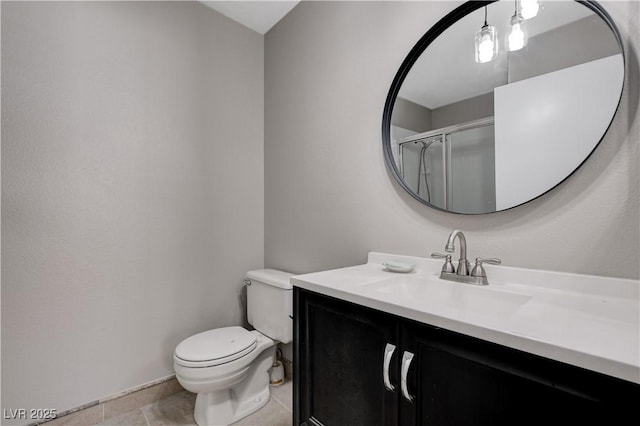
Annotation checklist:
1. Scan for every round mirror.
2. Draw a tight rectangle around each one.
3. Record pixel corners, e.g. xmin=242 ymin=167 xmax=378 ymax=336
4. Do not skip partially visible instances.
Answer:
xmin=382 ymin=0 xmax=624 ymax=214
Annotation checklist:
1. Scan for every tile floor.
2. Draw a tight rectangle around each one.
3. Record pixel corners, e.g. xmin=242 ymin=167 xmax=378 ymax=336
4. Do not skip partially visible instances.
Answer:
xmin=91 ymin=380 xmax=293 ymax=426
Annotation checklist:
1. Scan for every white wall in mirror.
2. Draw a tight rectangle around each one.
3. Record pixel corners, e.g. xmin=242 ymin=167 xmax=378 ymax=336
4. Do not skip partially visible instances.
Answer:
xmin=494 ymin=53 xmax=624 ymax=209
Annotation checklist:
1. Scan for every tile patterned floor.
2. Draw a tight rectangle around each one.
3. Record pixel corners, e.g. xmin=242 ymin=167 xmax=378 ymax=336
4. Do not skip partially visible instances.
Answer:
xmin=92 ymin=380 xmax=293 ymax=426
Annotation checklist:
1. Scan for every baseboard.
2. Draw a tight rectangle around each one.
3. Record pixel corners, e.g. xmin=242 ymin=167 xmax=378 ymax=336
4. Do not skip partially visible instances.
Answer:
xmin=37 ymin=375 xmax=184 ymax=426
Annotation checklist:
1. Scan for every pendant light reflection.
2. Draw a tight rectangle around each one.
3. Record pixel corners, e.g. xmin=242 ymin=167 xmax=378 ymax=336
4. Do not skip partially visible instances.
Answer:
xmin=519 ymin=0 xmax=540 ymax=20
xmin=475 ymin=6 xmax=498 ymax=63
xmin=507 ymin=1 xmax=528 ymax=52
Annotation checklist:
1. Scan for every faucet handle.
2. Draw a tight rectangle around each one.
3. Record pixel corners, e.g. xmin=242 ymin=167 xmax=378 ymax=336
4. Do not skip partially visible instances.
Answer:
xmin=477 ymin=257 xmax=501 ymax=265
xmin=471 ymin=257 xmax=502 ymax=277
xmin=431 ymin=253 xmax=455 ymax=273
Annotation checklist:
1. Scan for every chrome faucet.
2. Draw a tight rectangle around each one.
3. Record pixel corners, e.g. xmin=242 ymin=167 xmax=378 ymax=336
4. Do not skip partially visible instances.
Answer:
xmin=445 ymin=229 xmax=469 ymax=276
xmin=431 ymin=230 xmax=502 ymax=286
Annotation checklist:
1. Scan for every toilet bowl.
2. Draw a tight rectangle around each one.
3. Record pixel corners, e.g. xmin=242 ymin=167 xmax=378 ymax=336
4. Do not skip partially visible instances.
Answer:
xmin=174 ymin=269 xmax=293 ymax=426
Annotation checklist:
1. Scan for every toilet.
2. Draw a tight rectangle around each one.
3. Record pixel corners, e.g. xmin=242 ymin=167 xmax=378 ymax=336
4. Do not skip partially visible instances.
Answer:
xmin=173 ymin=269 xmax=293 ymax=426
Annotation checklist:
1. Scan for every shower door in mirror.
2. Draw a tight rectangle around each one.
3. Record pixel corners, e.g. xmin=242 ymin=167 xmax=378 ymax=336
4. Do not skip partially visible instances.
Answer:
xmin=397 ymin=121 xmax=496 ymax=214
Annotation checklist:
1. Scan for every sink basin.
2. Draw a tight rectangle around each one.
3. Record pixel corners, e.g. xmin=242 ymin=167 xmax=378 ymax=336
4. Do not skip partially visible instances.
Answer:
xmin=369 ymin=275 xmax=531 ymax=325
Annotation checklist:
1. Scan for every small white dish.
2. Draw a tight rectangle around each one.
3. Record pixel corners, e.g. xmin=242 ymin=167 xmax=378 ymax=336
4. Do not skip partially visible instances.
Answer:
xmin=383 ymin=261 xmax=415 ymax=273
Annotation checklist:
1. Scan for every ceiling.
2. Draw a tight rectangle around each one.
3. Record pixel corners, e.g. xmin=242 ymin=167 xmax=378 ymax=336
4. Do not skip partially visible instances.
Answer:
xmin=201 ymin=1 xmax=300 ymax=35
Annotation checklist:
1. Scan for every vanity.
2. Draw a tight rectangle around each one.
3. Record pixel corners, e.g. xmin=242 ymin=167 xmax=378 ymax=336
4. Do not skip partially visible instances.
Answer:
xmin=292 ymin=252 xmax=640 ymax=425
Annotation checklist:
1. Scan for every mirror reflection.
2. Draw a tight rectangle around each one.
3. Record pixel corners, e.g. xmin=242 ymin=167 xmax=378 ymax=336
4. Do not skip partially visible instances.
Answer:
xmin=388 ymin=0 xmax=623 ymax=214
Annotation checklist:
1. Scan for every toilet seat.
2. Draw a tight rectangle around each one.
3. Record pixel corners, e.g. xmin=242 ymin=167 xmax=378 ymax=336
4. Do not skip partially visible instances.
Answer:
xmin=174 ymin=326 xmax=257 ymax=368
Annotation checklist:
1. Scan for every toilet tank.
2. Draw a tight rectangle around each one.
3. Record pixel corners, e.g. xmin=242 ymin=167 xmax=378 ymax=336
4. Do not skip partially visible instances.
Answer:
xmin=246 ymin=269 xmax=294 ymax=344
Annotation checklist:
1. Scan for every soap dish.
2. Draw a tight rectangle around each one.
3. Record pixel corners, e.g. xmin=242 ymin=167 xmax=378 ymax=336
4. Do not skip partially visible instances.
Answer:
xmin=383 ymin=261 xmax=415 ymax=273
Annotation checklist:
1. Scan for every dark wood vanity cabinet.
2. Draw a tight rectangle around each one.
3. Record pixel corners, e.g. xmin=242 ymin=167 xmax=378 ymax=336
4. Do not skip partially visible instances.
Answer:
xmin=294 ymin=288 xmax=639 ymax=426
xmin=294 ymin=288 xmax=399 ymax=426
xmin=400 ymin=322 xmax=638 ymax=426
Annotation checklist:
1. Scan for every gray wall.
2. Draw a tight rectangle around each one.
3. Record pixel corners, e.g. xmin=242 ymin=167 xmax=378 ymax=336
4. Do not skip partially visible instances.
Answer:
xmin=1 ymin=1 xmax=264 ymax=418
xmin=392 ymin=97 xmax=432 ymax=132
xmin=265 ymin=1 xmax=639 ymax=279
xmin=431 ymin=92 xmax=493 ymax=129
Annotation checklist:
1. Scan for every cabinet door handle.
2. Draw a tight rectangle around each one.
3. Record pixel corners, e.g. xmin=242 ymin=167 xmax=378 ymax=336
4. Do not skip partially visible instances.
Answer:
xmin=383 ymin=343 xmax=396 ymax=391
xmin=401 ymin=351 xmax=415 ymax=402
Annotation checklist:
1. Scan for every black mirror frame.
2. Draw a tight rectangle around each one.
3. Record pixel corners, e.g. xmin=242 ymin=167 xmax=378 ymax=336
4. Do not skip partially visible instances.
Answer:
xmin=381 ymin=0 xmax=625 ymax=215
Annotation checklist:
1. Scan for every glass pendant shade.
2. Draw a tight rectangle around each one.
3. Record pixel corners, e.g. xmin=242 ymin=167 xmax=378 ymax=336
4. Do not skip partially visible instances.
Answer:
xmin=519 ymin=0 xmax=540 ymax=20
xmin=507 ymin=14 xmax=527 ymax=51
xmin=475 ymin=24 xmax=498 ymax=63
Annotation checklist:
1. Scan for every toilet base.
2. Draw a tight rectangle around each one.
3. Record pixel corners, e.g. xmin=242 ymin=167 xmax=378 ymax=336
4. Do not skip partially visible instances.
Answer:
xmin=194 ymin=385 xmax=270 ymax=426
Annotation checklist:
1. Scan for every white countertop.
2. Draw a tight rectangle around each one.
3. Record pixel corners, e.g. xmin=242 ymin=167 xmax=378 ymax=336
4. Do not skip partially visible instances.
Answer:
xmin=291 ymin=252 xmax=640 ymax=384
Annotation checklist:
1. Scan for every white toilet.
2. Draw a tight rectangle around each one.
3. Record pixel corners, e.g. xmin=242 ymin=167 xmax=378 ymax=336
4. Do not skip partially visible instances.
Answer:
xmin=173 ymin=269 xmax=293 ymax=426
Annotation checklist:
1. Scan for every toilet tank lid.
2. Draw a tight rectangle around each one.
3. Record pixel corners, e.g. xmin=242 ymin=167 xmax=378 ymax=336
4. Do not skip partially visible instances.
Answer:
xmin=246 ymin=269 xmax=294 ymax=289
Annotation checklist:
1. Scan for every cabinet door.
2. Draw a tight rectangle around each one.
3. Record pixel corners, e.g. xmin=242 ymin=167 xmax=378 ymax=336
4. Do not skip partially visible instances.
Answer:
xmin=400 ymin=322 xmax=640 ymax=426
xmin=294 ymin=288 xmax=399 ymax=426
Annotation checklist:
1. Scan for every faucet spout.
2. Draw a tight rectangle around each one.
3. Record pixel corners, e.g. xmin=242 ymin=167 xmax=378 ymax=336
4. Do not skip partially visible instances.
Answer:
xmin=445 ymin=229 xmax=469 ymax=275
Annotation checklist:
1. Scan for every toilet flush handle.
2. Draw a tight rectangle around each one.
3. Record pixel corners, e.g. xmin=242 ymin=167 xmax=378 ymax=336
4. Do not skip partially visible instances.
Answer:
xmin=244 ymin=279 xmax=252 ymax=286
